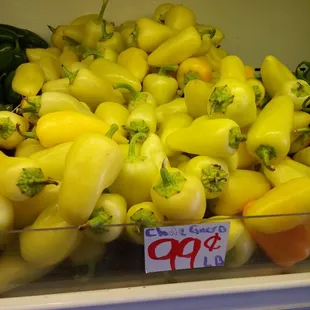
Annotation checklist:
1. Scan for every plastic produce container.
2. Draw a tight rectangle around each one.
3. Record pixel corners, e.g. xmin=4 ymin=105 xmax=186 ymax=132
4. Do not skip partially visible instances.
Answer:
xmin=0 ymin=0 xmax=310 ymax=309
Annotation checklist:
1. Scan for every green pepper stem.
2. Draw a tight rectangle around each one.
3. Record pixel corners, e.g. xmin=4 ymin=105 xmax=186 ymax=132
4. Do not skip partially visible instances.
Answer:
xmin=29 ymin=179 xmax=59 ymax=186
xmin=255 ymin=145 xmax=276 ymax=172
xmin=114 ymin=83 xmax=137 ymax=97
xmin=97 ymin=0 xmax=109 ymax=23
xmin=101 ymin=20 xmax=113 ymax=41
xmin=63 ymin=36 xmax=79 ymax=46
xmin=294 ymin=127 xmax=310 ymax=134
xmin=184 ymin=71 xmax=200 ymax=86
xmin=199 ymin=28 xmax=216 ymax=39
xmin=228 ymin=127 xmax=247 ymax=149
xmin=19 ymin=107 xmax=37 ymax=114
xmin=47 ymin=25 xmax=56 ymax=33
xmin=61 ymin=65 xmax=78 ymax=84
xmin=302 ymin=96 xmax=310 ymax=113
xmin=16 ymin=123 xmax=37 ymax=139
xmin=105 ymin=124 xmax=119 ymax=138
xmin=82 ymin=49 xmax=103 ymax=60
xmin=160 ymin=158 xmax=173 ymax=186
xmin=159 ymin=65 xmax=178 ymax=76
xmin=128 ymin=132 xmax=147 ymax=159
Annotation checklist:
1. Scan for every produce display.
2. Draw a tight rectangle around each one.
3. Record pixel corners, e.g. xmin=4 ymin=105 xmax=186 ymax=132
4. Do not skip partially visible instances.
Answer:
xmin=0 ymin=0 xmax=310 ymax=295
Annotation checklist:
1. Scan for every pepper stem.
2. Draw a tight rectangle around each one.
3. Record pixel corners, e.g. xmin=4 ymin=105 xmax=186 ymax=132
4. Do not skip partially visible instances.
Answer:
xmin=160 ymin=158 xmax=173 ymax=186
xmin=105 ymin=124 xmax=119 ymax=138
xmin=130 ymin=208 xmax=158 ymax=235
xmin=302 ymin=96 xmax=310 ymax=113
xmin=61 ymin=65 xmax=78 ymax=84
xmin=184 ymin=71 xmax=200 ymax=86
xmin=79 ymin=208 xmax=112 ymax=232
xmin=30 ymin=179 xmax=59 ymax=186
xmin=255 ymin=145 xmax=276 ymax=171
xmin=82 ymin=48 xmax=103 ymax=59
xmin=101 ymin=20 xmax=113 ymax=41
xmin=128 ymin=132 xmax=147 ymax=159
xmin=199 ymin=28 xmax=216 ymax=39
xmin=47 ymin=25 xmax=56 ymax=33
xmin=114 ymin=83 xmax=137 ymax=97
xmin=97 ymin=0 xmax=109 ymax=23
xmin=228 ymin=127 xmax=247 ymax=149
xmin=294 ymin=127 xmax=310 ymax=134
xmin=209 ymin=85 xmax=235 ymax=114
xmin=159 ymin=65 xmax=178 ymax=76
xmin=16 ymin=124 xmax=37 ymax=139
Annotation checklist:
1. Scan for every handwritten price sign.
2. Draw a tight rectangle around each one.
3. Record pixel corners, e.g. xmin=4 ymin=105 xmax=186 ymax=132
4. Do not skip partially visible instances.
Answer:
xmin=144 ymin=222 xmax=230 ymax=273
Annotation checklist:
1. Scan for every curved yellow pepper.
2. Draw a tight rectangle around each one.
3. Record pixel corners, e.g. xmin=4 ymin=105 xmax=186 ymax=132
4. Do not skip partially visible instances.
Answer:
xmin=293 ymin=147 xmax=310 ymax=167
xmin=153 ymin=3 xmax=174 ymax=23
xmin=164 ymin=5 xmax=196 ymax=31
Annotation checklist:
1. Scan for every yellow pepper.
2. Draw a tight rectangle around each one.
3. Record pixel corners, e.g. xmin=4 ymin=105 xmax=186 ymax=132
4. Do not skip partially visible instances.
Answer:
xmin=59 ymin=127 xmax=124 ymax=225
xmin=169 ymin=154 xmax=190 ymax=169
xmin=184 ymin=156 xmax=230 ymax=199
xmin=20 ymin=92 xmax=95 ymax=122
xmin=30 ymin=142 xmax=73 ymax=181
xmin=59 ymin=47 xmax=79 ymax=68
xmin=70 ymin=14 xmax=99 ymax=26
xmin=80 ymin=193 xmax=127 ymax=243
xmin=125 ymin=103 xmax=157 ymax=137
xmin=196 ymin=24 xmax=224 ymax=45
xmin=46 ymin=47 xmax=62 ymax=57
xmin=0 ymin=152 xmax=58 ymax=202
xmin=87 ymin=46 xmax=118 ymax=63
xmin=246 ymin=96 xmax=294 ymax=171
xmin=95 ymin=101 xmax=129 ymax=137
xmin=117 ymin=47 xmax=149 ymax=82
xmin=166 ymin=117 xmax=246 ymax=158
xmin=12 ymin=63 xmax=45 ymax=97
xmin=42 ymin=76 xmax=71 ymax=94
xmin=226 ymin=152 xmax=239 ymax=172
xmin=90 ymin=58 xmax=141 ymax=92
xmin=0 ymin=111 xmax=29 ymax=149
xmin=150 ymin=160 xmax=206 ymax=221
xmin=134 ymin=18 xmax=175 ymax=53
xmin=13 ymin=183 xmax=60 ymax=229
xmin=48 ymin=25 xmax=68 ymax=49
xmin=155 ymin=97 xmax=187 ymax=125
xmin=289 ymin=133 xmax=310 ymax=154
xmin=247 ymin=78 xmax=266 ymax=107
xmin=126 ymin=202 xmax=164 ymax=245
xmin=184 ymin=80 xmax=213 ymax=118
xmin=293 ymin=147 xmax=310 ymax=167
xmin=63 ymin=25 xmax=85 ymax=44
xmin=291 ymin=110 xmax=310 ymax=142
xmin=20 ymin=204 xmax=81 ymax=267
xmin=204 ymin=44 xmax=226 ymax=71
xmin=120 ymin=25 xmax=137 ymax=48
xmin=244 ymin=177 xmax=310 ymax=234
xmin=158 ymin=112 xmax=193 ymax=157
xmin=148 ymin=26 xmax=202 ymax=67
xmin=20 ymin=111 xmax=127 ymax=148
xmin=237 ymin=141 xmax=257 ymax=169
xmin=177 ymin=57 xmax=213 ymax=89
xmin=208 ymin=55 xmax=257 ymax=128
xmin=62 ymin=66 xmax=124 ymax=110
xmin=143 ymin=65 xmax=178 ymax=106
xmin=164 ymin=5 xmax=196 ymax=31
xmin=117 ymin=20 xmax=136 ymax=32
xmin=0 ymin=194 xmax=14 ymax=246
xmin=25 ymin=48 xmax=60 ymax=63
xmin=153 ymin=3 xmax=174 ymax=23
xmin=110 ymin=133 xmax=158 ymax=206
xmin=15 ymin=139 xmax=44 ymax=158
xmin=283 ymin=156 xmax=310 ymax=177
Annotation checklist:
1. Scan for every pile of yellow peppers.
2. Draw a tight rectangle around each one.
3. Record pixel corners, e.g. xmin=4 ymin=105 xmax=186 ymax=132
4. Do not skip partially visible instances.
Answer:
xmin=1 ymin=0 xmax=310 ymax=294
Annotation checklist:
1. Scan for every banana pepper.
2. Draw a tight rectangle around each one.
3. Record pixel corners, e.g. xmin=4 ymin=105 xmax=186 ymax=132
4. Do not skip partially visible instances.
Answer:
xmin=246 ymin=78 xmax=266 ymax=107
xmin=184 ymin=156 xmax=230 ymax=199
xmin=48 ymin=25 xmax=68 ymax=49
xmin=117 ymin=47 xmax=149 ymax=83
xmin=164 ymin=5 xmax=196 ymax=31
xmin=15 ymin=138 xmax=44 ymax=157
xmin=236 ymin=141 xmax=257 ymax=169
xmin=284 ymin=156 xmax=310 ymax=177
xmin=166 ymin=117 xmax=246 ymax=158
xmin=59 ymin=127 xmax=124 ymax=225
xmin=196 ymin=24 xmax=224 ymax=45
xmin=214 ymin=169 xmax=271 ymax=216
xmin=126 ymin=202 xmax=164 ymax=245
xmin=12 ymin=63 xmax=45 ymax=97
xmin=147 ymin=26 xmax=202 ymax=67
xmin=59 ymin=46 xmax=80 ymax=68
xmin=153 ymin=3 xmax=174 ymax=23
xmin=81 ymin=193 xmax=127 ymax=243
xmin=150 ymin=160 xmax=206 ymax=221
xmin=294 ymin=146 xmax=310 ymax=166
xmin=42 ymin=78 xmax=71 ymax=95
xmin=208 ymin=55 xmax=257 ymax=128
xmin=109 ymin=133 xmax=158 ymax=206
xmin=25 ymin=48 xmax=60 ymax=63
xmin=244 ymin=177 xmax=310 ymax=233
xmin=142 ymin=65 xmax=178 ymax=106
xmin=246 ymin=95 xmax=294 ymax=171
xmin=204 ymin=44 xmax=226 ymax=71
xmin=169 ymin=154 xmax=190 ymax=170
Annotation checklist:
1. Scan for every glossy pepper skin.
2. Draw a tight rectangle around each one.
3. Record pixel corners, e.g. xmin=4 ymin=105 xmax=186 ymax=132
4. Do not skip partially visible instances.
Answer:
xmin=246 ymin=95 xmax=294 ymax=171
xmin=166 ymin=117 xmax=246 ymax=158
xmin=294 ymin=147 xmax=310 ymax=167
xmin=42 ymin=78 xmax=71 ymax=95
xmin=62 ymin=66 xmax=124 ymax=110
xmin=214 ymin=170 xmax=271 ymax=216
xmin=82 ymin=193 xmax=127 ymax=243
xmin=203 ymin=44 xmax=227 ymax=71
xmin=95 ymin=102 xmax=129 ymax=137
xmin=15 ymin=138 xmax=44 ymax=157
xmin=158 ymin=112 xmax=193 ymax=157
xmin=184 ymin=80 xmax=213 ymax=118
xmin=155 ymin=97 xmax=187 ymax=125
xmin=284 ymin=156 xmax=310 ymax=177
xmin=109 ymin=133 xmax=158 ymax=206
xmin=150 ymin=161 xmax=206 ymax=221
xmin=30 ymin=142 xmax=73 ymax=181
xmin=12 ymin=63 xmax=45 ymax=97
xmin=59 ymin=128 xmax=124 ymax=226
xmin=291 ymin=111 xmax=310 ymax=143
xmin=246 ymin=78 xmax=266 ymax=107
xmin=13 ymin=183 xmax=60 ymax=229
xmin=143 ymin=65 xmax=178 ymax=106
xmin=153 ymin=3 xmax=174 ymax=23
xmin=134 ymin=18 xmax=175 ymax=53
xmin=244 ymin=177 xmax=310 ymax=234
xmin=59 ymin=47 xmax=79 ymax=68
xmin=236 ymin=141 xmax=257 ymax=169
xmin=90 ymin=58 xmax=141 ymax=92
xmin=28 ymin=111 xmax=127 ymax=148
xmin=25 ymin=48 xmax=60 ymax=63
xmin=177 ymin=57 xmax=212 ymax=89
xmin=117 ymin=47 xmax=149 ymax=83
xmin=208 ymin=55 xmax=257 ymax=128
xmin=0 ymin=111 xmax=29 ymax=149
xmin=164 ymin=5 xmax=196 ymax=31
xmin=148 ymin=26 xmax=202 ymax=67
xmin=126 ymin=202 xmax=164 ymax=245
xmin=20 ymin=204 xmax=81 ymax=267
xmin=0 ymin=151 xmax=58 ymax=202
xmin=0 ymin=194 xmax=14 ymax=246
xmin=48 ymin=25 xmax=68 ymax=49
xmin=35 ymin=56 xmax=61 ymax=83
xmin=184 ymin=156 xmax=230 ymax=199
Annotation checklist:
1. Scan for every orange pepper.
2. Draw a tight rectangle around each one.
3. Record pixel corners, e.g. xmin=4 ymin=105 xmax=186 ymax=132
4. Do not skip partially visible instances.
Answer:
xmin=176 ymin=57 xmax=212 ymax=89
